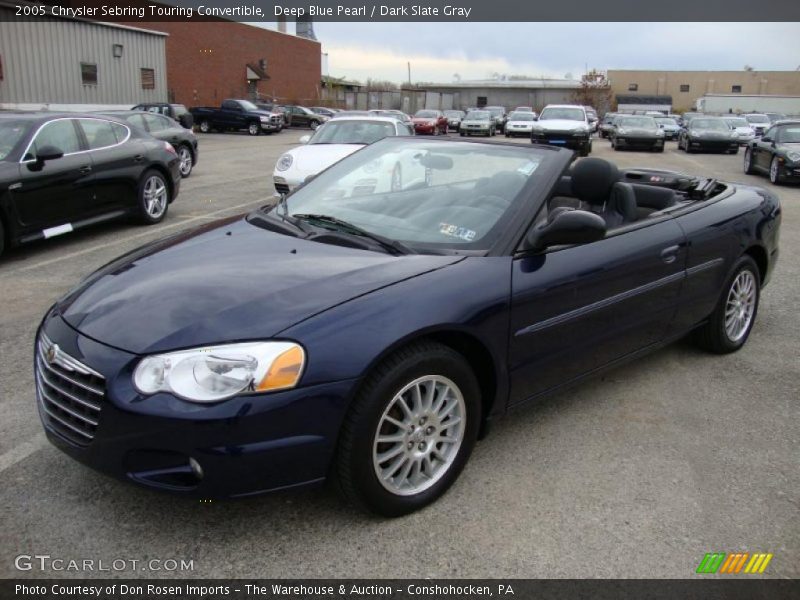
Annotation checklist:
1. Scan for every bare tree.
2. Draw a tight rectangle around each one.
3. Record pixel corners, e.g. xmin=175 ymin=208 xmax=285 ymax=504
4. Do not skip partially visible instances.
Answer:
xmin=571 ymin=69 xmax=614 ymax=114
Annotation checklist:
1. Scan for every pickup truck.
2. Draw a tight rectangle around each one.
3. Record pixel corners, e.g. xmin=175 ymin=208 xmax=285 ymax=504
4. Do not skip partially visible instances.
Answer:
xmin=190 ymin=99 xmax=282 ymax=135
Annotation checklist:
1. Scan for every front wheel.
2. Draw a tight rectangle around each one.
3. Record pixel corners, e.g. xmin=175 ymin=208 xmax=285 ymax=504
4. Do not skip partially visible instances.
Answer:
xmin=198 ymin=120 xmax=212 ymax=133
xmin=177 ymin=146 xmax=194 ymax=178
xmin=335 ymin=341 xmax=481 ymax=517
xmin=310 ymin=120 xmax=320 ymax=130
xmin=693 ymin=256 xmax=760 ymax=354
xmin=769 ymin=156 xmax=784 ymax=185
xmin=743 ymin=148 xmax=756 ymax=174
xmin=137 ymin=170 xmax=170 ymax=224
xmin=247 ymin=122 xmax=260 ymax=136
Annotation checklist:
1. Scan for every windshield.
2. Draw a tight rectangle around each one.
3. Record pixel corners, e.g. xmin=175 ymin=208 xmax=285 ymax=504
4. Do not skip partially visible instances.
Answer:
xmin=540 ymin=107 xmax=584 ymax=121
xmin=415 ymin=110 xmax=438 ymax=118
xmin=310 ymin=120 xmax=396 ymax=145
xmin=691 ymin=119 xmax=729 ymax=131
xmin=444 ymin=111 xmax=464 ymax=117
xmin=779 ymin=126 xmax=800 ymax=143
xmin=237 ymin=100 xmax=258 ymax=111
xmin=724 ymin=118 xmax=749 ymax=127
xmin=465 ymin=111 xmax=491 ymax=121
xmin=485 ymin=107 xmax=504 ymax=116
xmin=618 ymin=117 xmax=657 ymax=128
xmin=655 ymin=118 xmax=678 ymax=126
xmin=746 ymin=114 xmax=770 ymax=124
xmin=172 ymin=105 xmax=188 ymax=116
xmin=508 ymin=113 xmax=536 ymax=121
xmin=0 ymin=120 xmax=32 ymax=160
xmin=263 ymin=139 xmax=553 ymax=252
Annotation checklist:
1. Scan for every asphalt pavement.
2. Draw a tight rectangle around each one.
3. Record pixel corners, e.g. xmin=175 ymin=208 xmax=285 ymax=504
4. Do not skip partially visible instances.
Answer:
xmin=1 ymin=129 xmax=797 ymax=579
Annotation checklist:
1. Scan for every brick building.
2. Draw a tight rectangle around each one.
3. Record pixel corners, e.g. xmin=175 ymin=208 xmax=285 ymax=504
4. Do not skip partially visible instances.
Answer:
xmin=139 ymin=21 xmax=321 ymax=108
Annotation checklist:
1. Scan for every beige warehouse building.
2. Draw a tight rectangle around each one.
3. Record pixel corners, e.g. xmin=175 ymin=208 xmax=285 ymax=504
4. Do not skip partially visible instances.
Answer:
xmin=608 ymin=70 xmax=800 ymax=112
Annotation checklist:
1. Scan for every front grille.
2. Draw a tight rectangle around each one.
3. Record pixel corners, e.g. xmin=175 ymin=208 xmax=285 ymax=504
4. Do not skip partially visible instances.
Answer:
xmin=35 ymin=333 xmax=105 ymax=446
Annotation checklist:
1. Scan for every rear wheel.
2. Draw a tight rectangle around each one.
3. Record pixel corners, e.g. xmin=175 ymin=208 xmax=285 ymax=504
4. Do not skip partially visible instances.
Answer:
xmin=137 ymin=170 xmax=170 ymax=224
xmin=769 ymin=156 xmax=784 ymax=185
xmin=694 ymin=256 xmax=759 ymax=354
xmin=335 ymin=342 xmax=480 ymax=517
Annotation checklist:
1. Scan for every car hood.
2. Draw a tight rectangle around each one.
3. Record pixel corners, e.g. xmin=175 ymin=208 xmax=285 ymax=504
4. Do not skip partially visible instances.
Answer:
xmin=536 ymin=120 xmax=587 ymax=131
xmin=694 ymin=129 xmax=733 ymax=138
xmin=58 ymin=218 xmax=462 ymax=354
xmin=462 ymin=119 xmax=490 ymax=125
xmin=619 ymin=127 xmax=659 ymax=135
xmin=507 ymin=121 xmax=534 ymax=126
xmin=284 ymin=144 xmax=363 ymax=175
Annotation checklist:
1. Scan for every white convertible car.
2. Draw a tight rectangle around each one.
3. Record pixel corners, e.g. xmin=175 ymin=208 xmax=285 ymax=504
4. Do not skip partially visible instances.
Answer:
xmin=273 ymin=116 xmax=415 ymax=195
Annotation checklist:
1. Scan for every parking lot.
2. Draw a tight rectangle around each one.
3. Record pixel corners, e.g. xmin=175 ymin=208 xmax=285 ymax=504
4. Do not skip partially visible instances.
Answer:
xmin=1 ymin=130 xmax=798 ymax=579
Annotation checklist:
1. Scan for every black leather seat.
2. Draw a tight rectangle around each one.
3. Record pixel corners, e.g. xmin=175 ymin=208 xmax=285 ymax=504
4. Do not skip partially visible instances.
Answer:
xmin=569 ymin=158 xmax=637 ymax=228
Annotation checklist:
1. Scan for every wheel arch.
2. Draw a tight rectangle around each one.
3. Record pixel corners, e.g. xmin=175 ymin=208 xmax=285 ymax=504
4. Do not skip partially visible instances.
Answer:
xmin=744 ymin=244 xmax=768 ymax=286
xmin=353 ymin=327 xmax=502 ymax=440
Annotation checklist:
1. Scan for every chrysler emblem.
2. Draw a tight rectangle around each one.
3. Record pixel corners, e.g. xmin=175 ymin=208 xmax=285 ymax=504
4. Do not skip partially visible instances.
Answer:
xmin=46 ymin=344 xmax=59 ymax=364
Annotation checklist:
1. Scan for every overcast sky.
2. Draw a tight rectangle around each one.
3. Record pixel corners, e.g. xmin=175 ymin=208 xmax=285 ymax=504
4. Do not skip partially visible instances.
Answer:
xmin=268 ymin=22 xmax=800 ymax=83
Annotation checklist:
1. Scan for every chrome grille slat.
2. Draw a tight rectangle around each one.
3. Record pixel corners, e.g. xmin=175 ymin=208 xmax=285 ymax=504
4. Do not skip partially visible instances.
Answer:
xmin=36 ymin=347 xmax=104 ymax=396
xmin=37 ymin=359 xmax=102 ymax=411
xmin=37 ymin=381 xmax=99 ymax=426
xmin=39 ymin=399 xmax=94 ymax=440
xmin=35 ymin=332 xmax=105 ymax=446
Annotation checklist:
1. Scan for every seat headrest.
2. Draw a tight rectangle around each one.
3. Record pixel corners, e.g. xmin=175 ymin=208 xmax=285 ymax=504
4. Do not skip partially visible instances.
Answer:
xmin=609 ymin=182 xmax=638 ymax=223
xmin=571 ymin=158 xmax=620 ymax=205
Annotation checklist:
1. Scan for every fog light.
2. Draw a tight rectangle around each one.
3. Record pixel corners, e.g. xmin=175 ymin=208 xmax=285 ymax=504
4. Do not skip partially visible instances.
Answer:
xmin=189 ymin=457 xmax=204 ymax=480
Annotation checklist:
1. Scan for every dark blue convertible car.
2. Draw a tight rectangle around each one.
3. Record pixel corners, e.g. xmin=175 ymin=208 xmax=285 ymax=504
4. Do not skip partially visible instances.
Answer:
xmin=35 ymin=138 xmax=781 ymax=516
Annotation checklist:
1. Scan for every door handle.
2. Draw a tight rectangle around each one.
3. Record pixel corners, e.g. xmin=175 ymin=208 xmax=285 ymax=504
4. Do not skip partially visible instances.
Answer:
xmin=79 ymin=165 xmax=92 ymax=174
xmin=660 ymin=245 xmax=680 ymax=264
xmin=133 ymin=154 xmax=144 ymax=163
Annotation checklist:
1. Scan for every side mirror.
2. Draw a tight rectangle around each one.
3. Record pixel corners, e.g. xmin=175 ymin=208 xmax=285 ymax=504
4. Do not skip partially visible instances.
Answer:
xmin=28 ymin=145 xmax=64 ymax=170
xmin=532 ymin=116 xmax=538 ymax=121
xmin=299 ymin=135 xmax=311 ymax=144
xmin=524 ymin=210 xmax=606 ymax=251
xmin=761 ymin=136 xmax=772 ymax=143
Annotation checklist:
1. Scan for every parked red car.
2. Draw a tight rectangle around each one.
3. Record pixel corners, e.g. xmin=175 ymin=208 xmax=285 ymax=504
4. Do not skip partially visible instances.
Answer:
xmin=412 ymin=109 xmax=448 ymax=135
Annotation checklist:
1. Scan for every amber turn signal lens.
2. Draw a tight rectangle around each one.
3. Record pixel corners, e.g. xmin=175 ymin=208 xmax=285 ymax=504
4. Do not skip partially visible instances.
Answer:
xmin=255 ymin=345 xmax=305 ymax=391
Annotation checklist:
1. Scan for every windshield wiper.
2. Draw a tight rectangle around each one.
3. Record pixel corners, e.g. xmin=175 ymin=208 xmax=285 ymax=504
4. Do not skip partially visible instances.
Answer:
xmin=292 ymin=213 xmax=415 ymax=256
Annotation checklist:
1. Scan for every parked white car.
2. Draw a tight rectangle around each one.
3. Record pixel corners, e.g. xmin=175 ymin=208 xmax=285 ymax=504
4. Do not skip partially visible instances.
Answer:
xmin=273 ymin=116 xmax=414 ymax=195
xmin=724 ymin=117 xmax=756 ymax=145
xmin=504 ymin=111 xmax=538 ymax=137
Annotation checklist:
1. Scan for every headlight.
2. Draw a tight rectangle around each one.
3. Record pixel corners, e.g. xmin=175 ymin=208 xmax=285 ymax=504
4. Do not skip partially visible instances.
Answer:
xmin=616 ymin=128 xmax=628 ymax=135
xmin=690 ymin=131 xmax=700 ymax=138
xmin=787 ymin=151 xmax=800 ymax=162
xmin=276 ymin=153 xmax=293 ymax=171
xmin=260 ymin=116 xmax=270 ymax=123
xmin=133 ymin=342 xmax=305 ymax=403
xmin=656 ymin=130 xmax=665 ymax=137
xmin=730 ymin=132 xmax=739 ymax=139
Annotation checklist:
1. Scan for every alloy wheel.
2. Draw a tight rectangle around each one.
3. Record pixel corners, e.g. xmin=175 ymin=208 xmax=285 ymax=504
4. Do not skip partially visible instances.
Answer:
xmin=143 ymin=176 xmax=168 ymax=218
xmin=770 ymin=157 xmax=781 ymax=183
xmin=724 ymin=270 xmax=756 ymax=342
xmin=372 ymin=375 xmax=466 ymax=496
xmin=178 ymin=147 xmax=192 ymax=176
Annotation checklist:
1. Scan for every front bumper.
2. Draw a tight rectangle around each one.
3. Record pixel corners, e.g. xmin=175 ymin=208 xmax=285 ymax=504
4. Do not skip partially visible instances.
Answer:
xmin=615 ymin=135 xmax=664 ymax=149
xmin=506 ymin=126 xmax=533 ymax=136
xmin=461 ymin=125 xmax=491 ymax=134
xmin=413 ymin=123 xmax=437 ymax=134
xmin=531 ymin=132 xmax=590 ymax=150
xmin=35 ymin=312 xmax=358 ymax=498
xmin=687 ymin=138 xmax=739 ymax=152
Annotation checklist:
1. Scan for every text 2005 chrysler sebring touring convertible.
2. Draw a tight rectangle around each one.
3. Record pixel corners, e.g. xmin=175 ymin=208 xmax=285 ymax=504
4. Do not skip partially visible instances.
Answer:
xmin=36 ymin=138 xmax=781 ymax=516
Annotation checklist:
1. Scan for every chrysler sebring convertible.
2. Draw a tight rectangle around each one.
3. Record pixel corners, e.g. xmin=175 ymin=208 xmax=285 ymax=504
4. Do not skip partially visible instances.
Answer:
xmin=35 ymin=138 xmax=781 ymax=516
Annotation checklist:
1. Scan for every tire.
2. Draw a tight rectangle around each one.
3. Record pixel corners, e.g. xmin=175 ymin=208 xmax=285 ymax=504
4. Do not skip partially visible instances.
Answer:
xmin=0 ymin=218 xmax=5 ymax=259
xmin=177 ymin=145 xmax=194 ymax=178
xmin=729 ymin=147 xmax=739 ymax=155
xmin=655 ymin=145 xmax=664 ymax=153
xmin=335 ymin=341 xmax=481 ymax=517
xmin=310 ymin=120 xmax=320 ymax=130
xmin=199 ymin=120 xmax=212 ymax=133
xmin=137 ymin=169 xmax=170 ymax=224
xmin=579 ymin=142 xmax=591 ymax=157
xmin=743 ymin=148 xmax=757 ymax=174
xmin=459 ymin=131 xmax=465 ymax=137
xmin=247 ymin=122 xmax=260 ymax=136
xmin=693 ymin=255 xmax=760 ymax=354
xmin=769 ymin=156 xmax=784 ymax=185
